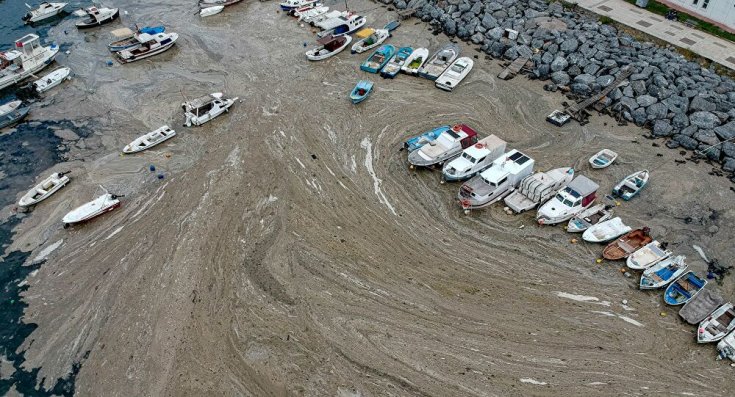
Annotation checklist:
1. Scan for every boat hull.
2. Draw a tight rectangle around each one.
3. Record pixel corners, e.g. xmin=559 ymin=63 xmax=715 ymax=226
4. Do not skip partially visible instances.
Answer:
xmin=63 ymin=199 xmax=121 ymax=226
xmin=76 ymin=9 xmax=119 ymax=29
xmin=18 ymin=173 xmax=70 ymax=207
xmin=0 ymin=107 xmax=30 ymax=129
xmin=117 ymin=41 xmax=177 ymax=63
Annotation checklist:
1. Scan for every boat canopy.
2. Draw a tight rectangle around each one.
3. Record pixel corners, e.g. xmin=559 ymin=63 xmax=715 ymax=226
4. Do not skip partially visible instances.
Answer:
xmin=356 ymin=28 xmax=374 ymax=38
xmin=317 ymin=34 xmax=336 ymax=45
xmin=111 ymin=27 xmax=135 ymax=38
xmin=1 ymin=50 xmax=23 ymax=61
xmin=567 ymin=175 xmax=598 ymax=197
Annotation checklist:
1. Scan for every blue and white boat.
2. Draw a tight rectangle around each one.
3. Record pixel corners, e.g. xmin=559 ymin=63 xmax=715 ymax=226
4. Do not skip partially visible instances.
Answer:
xmin=279 ymin=0 xmax=318 ymax=11
xmin=360 ymin=44 xmax=395 ymax=74
xmin=639 ymin=255 xmax=687 ymax=290
xmin=613 ymin=170 xmax=648 ymax=200
xmin=404 ymin=125 xmax=449 ymax=152
xmin=108 ymin=26 xmax=166 ymax=52
xmin=0 ymin=100 xmax=30 ymax=129
xmin=380 ymin=47 xmax=413 ymax=78
xmin=349 ymin=80 xmax=373 ymax=104
xmin=664 ymin=271 xmax=706 ymax=305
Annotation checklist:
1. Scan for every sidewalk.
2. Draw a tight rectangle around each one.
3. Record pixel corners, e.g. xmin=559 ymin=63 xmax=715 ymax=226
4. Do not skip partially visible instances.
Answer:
xmin=569 ymin=0 xmax=735 ymax=71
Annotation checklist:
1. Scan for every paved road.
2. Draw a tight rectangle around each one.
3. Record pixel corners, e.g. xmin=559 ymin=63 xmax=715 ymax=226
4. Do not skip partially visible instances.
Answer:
xmin=569 ymin=0 xmax=735 ymax=71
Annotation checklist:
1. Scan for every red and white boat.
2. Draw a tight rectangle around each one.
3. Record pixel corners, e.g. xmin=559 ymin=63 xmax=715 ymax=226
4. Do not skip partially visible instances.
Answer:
xmin=62 ymin=193 xmax=121 ymax=227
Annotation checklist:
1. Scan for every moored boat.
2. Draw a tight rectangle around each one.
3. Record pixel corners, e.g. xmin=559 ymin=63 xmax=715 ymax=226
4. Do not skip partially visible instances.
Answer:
xmin=403 ymin=125 xmax=449 ymax=152
xmin=602 ymin=228 xmax=652 ymax=260
xmin=183 ymin=92 xmax=238 ymax=127
xmin=123 ymin=125 xmax=176 ymax=154
xmin=441 ymin=135 xmax=506 ymax=182
xmin=200 ymin=6 xmax=225 ymax=17
xmin=351 ymin=28 xmax=390 ymax=54
xmin=612 ymin=170 xmax=649 ymax=201
xmin=199 ymin=0 xmax=243 ymax=7
xmin=360 ymin=44 xmax=395 ymax=74
xmin=589 ymin=149 xmax=618 ymax=169
xmin=108 ymin=26 xmax=166 ymax=52
xmin=32 ymin=66 xmax=71 ymax=93
xmin=582 ymin=217 xmax=632 ymax=243
xmin=458 ymin=150 xmax=534 ymax=212
xmin=62 ymin=193 xmax=122 ymax=227
xmin=536 ymin=175 xmax=599 ymax=225
xmin=435 ymin=57 xmax=473 ymax=91
xmin=626 ymin=240 xmax=671 ymax=270
xmin=417 ymin=43 xmax=459 ymax=80
xmin=349 ymin=80 xmax=373 ymax=104
xmin=74 ymin=6 xmax=119 ymax=29
xmin=317 ymin=14 xmax=366 ymax=37
xmin=305 ymin=34 xmax=352 ymax=61
xmin=717 ymin=331 xmax=735 ymax=362
xmin=297 ymin=5 xmax=329 ymax=22
xmin=0 ymin=100 xmax=30 ymax=129
xmin=23 ymin=2 xmax=68 ymax=23
xmin=698 ymin=303 xmax=735 ymax=343
xmin=279 ymin=0 xmax=318 ymax=11
xmin=0 ymin=34 xmax=59 ymax=91
xmin=639 ymin=255 xmax=687 ymax=290
xmin=566 ymin=203 xmax=613 ymax=233
xmin=116 ymin=32 xmax=178 ymax=63
xmin=380 ymin=47 xmax=412 ymax=78
xmin=18 ymin=171 xmax=70 ymax=207
xmin=401 ymin=47 xmax=428 ymax=75
xmin=407 ymin=124 xmax=478 ymax=168
xmin=664 ymin=271 xmax=706 ymax=305
xmin=503 ymin=167 xmax=574 ymax=214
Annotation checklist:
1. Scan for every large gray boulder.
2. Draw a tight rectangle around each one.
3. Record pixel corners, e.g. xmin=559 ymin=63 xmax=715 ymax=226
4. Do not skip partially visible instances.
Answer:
xmin=550 ymin=56 xmax=568 ymax=72
xmin=560 ymin=38 xmax=579 ymax=53
xmin=574 ymin=73 xmax=596 ymax=86
xmin=689 ymin=95 xmax=717 ymax=112
xmin=636 ymin=95 xmax=658 ymax=107
xmin=620 ymin=96 xmax=638 ymax=111
xmin=597 ymin=75 xmax=614 ymax=87
xmin=632 ymin=108 xmax=647 ymax=126
xmin=664 ymin=95 xmax=689 ymax=114
xmin=646 ymin=102 xmax=668 ymax=120
xmin=674 ymin=134 xmax=699 ymax=150
xmin=652 ymin=119 xmax=674 ymax=137
xmin=443 ymin=18 xmax=457 ymax=36
xmin=571 ymin=83 xmax=591 ymax=96
xmin=689 ymin=111 xmax=722 ymax=129
xmin=672 ymin=113 xmax=690 ymax=129
xmin=481 ymin=13 xmax=498 ymax=29
xmin=551 ymin=71 xmax=570 ymax=85
xmin=694 ymin=129 xmax=720 ymax=146
xmin=713 ymin=121 xmax=735 ymax=141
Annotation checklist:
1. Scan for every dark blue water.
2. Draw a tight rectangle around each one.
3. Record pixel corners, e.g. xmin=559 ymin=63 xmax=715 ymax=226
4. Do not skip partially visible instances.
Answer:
xmin=1 ymin=1 xmax=90 ymax=395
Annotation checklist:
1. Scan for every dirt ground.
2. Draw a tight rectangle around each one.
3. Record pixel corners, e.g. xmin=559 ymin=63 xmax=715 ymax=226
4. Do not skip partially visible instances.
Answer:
xmin=4 ymin=0 xmax=735 ymax=395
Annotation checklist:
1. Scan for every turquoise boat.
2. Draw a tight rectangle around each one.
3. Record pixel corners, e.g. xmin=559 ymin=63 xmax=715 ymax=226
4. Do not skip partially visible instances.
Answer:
xmin=380 ymin=47 xmax=413 ymax=78
xmin=360 ymin=45 xmax=395 ymax=74
xmin=350 ymin=80 xmax=373 ymax=104
xmin=403 ymin=125 xmax=450 ymax=152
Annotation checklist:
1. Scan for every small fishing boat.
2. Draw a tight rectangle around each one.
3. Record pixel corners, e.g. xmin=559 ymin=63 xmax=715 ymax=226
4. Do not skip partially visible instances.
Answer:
xmin=297 ymin=5 xmax=329 ymax=22
xmin=123 ymin=125 xmax=176 ymax=154
xmin=317 ymin=14 xmax=366 ymax=38
xmin=199 ymin=0 xmax=243 ymax=6
xmin=680 ymin=289 xmax=725 ymax=325
xmin=718 ymin=331 xmax=735 ymax=362
xmin=589 ymin=149 xmax=618 ymax=169
xmin=183 ymin=92 xmax=238 ymax=127
xmin=401 ymin=47 xmax=428 ymax=75
xmin=351 ymin=28 xmax=389 ymax=54
xmin=458 ymin=150 xmax=535 ymax=212
xmin=349 ymin=80 xmax=373 ymax=104
xmin=200 ymin=6 xmax=224 ymax=17
xmin=602 ymin=228 xmax=652 ymax=260
xmin=441 ymin=135 xmax=506 ymax=182
xmin=417 ymin=43 xmax=460 ymax=80
xmin=309 ymin=10 xmax=344 ymax=26
xmin=0 ymin=34 xmax=59 ymax=91
xmin=503 ymin=168 xmax=575 ymax=213
xmin=62 ymin=193 xmax=122 ymax=227
xmin=32 ymin=66 xmax=71 ymax=93
xmin=0 ymin=100 xmax=30 ymax=129
xmin=23 ymin=2 xmax=68 ymax=23
xmin=698 ymin=303 xmax=735 ymax=343
xmin=279 ymin=0 xmax=318 ymax=11
xmin=108 ymin=26 xmax=166 ymax=52
xmin=582 ymin=217 xmax=632 ymax=243
xmin=639 ymin=255 xmax=688 ymax=290
xmin=612 ymin=170 xmax=648 ymax=201
xmin=383 ymin=20 xmax=400 ymax=32
xmin=380 ymin=47 xmax=412 ymax=78
xmin=435 ymin=57 xmax=473 ymax=91
xmin=404 ymin=125 xmax=449 ymax=152
xmin=566 ymin=203 xmax=613 ymax=233
xmin=664 ymin=271 xmax=706 ymax=305
xmin=360 ymin=45 xmax=395 ymax=74
xmin=116 ymin=32 xmax=178 ymax=63
xmin=288 ymin=3 xmax=317 ymax=17
xmin=305 ymin=34 xmax=352 ymax=61
xmin=407 ymin=124 xmax=478 ymax=168
xmin=537 ymin=176 xmax=599 ymax=225
xmin=18 ymin=171 xmax=70 ymax=207
xmin=74 ymin=6 xmax=119 ymax=29
xmin=626 ymin=240 xmax=671 ymax=270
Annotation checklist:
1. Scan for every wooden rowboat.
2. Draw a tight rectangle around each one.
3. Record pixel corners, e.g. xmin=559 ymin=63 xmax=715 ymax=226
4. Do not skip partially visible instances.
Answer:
xmin=602 ymin=228 xmax=652 ymax=260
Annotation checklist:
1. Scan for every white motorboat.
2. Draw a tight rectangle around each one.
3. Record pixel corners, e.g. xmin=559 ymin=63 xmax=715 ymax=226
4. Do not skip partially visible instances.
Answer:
xmin=435 ymin=57 xmax=473 ymax=91
xmin=116 ymin=32 xmax=178 ymax=63
xmin=317 ymin=14 xmax=366 ymax=38
xmin=717 ymin=330 xmax=735 ymax=362
xmin=536 ymin=176 xmax=599 ymax=225
xmin=62 ymin=193 xmax=122 ymax=227
xmin=297 ymin=5 xmax=328 ymax=21
xmin=305 ymin=35 xmax=351 ymax=61
xmin=639 ymin=255 xmax=688 ymax=290
xmin=458 ymin=150 xmax=534 ymax=213
xmin=401 ymin=47 xmax=428 ymax=75
xmin=23 ymin=2 xmax=68 ymax=23
xmin=0 ymin=100 xmax=30 ymax=129
xmin=441 ymin=135 xmax=506 ymax=182
xmin=74 ymin=6 xmax=119 ymax=29
xmin=417 ymin=43 xmax=459 ymax=80
xmin=589 ymin=149 xmax=618 ymax=169
xmin=123 ymin=125 xmax=176 ymax=154
xmin=32 ymin=66 xmax=71 ymax=93
xmin=280 ymin=0 xmax=318 ymax=11
xmin=626 ymin=240 xmax=671 ymax=270
xmin=582 ymin=217 xmax=632 ymax=243
xmin=503 ymin=167 xmax=574 ymax=213
xmin=407 ymin=124 xmax=479 ymax=168
xmin=183 ymin=92 xmax=238 ymax=127
xmin=566 ymin=203 xmax=613 ymax=232
xmin=200 ymin=6 xmax=224 ymax=17
xmin=351 ymin=28 xmax=389 ymax=54
xmin=0 ymin=34 xmax=59 ymax=91
xmin=18 ymin=171 xmax=70 ymax=207
xmin=698 ymin=303 xmax=735 ymax=344
xmin=308 ymin=10 xmax=344 ymax=26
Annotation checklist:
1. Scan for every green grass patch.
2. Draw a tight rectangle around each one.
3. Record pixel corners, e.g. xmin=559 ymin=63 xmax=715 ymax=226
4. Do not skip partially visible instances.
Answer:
xmin=622 ymin=0 xmax=735 ymax=42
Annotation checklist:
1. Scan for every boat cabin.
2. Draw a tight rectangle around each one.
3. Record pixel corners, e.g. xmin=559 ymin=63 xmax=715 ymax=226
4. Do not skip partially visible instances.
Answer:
xmin=434 ymin=49 xmax=453 ymax=64
xmin=449 ymin=58 xmax=470 ymax=74
xmin=1 ymin=35 xmax=43 ymax=72
xmin=317 ymin=35 xmax=344 ymax=51
xmin=183 ymin=94 xmax=221 ymax=117
xmin=445 ymin=124 xmax=478 ymax=149
xmin=554 ymin=176 xmax=598 ymax=210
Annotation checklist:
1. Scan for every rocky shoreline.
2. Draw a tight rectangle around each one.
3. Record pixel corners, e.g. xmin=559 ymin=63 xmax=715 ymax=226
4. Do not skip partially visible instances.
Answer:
xmin=383 ymin=0 xmax=735 ymax=179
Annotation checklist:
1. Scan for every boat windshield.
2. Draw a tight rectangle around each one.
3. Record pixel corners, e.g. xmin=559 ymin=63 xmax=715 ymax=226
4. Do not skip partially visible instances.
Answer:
xmin=562 ymin=198 xmax=574 ymax=207
xmin=461 ymin=152 xmax=477 ymax=163
xmin=450 ymin=63 xmax=465 ymax=73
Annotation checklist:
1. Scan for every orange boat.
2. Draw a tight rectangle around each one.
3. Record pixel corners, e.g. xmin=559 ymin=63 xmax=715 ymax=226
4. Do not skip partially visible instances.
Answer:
xmin=602 ymin=228 xmax=652 ymax=260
